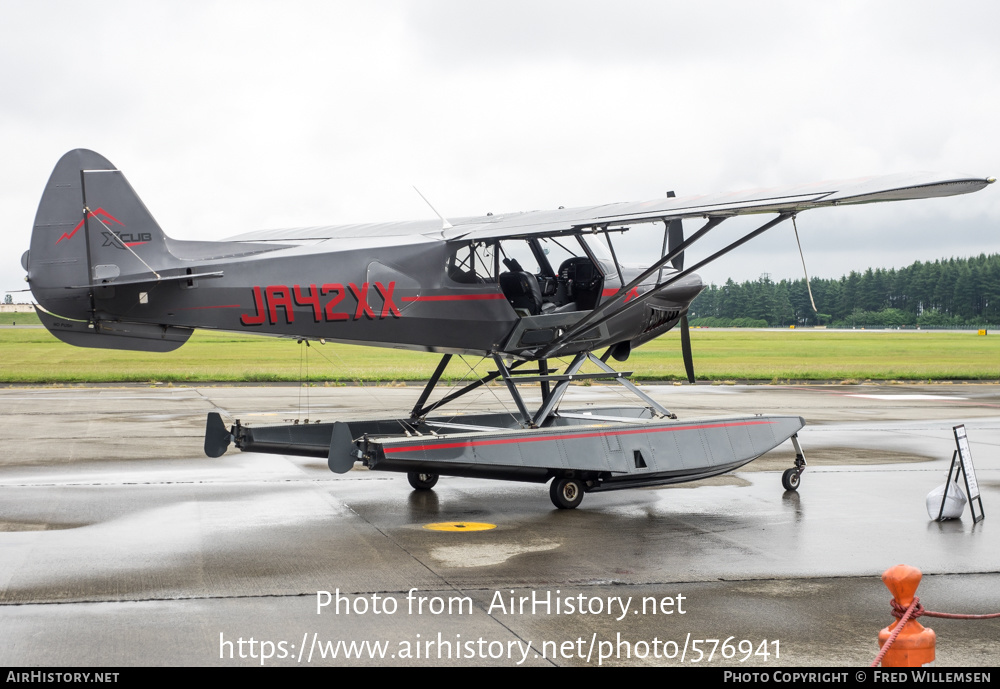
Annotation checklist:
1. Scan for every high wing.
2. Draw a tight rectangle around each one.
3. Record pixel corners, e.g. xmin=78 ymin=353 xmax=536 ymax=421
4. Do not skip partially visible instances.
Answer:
xmin=446 ymin=172 xmax=993 ymax=241
xmin=226 ymin=172 xmax=993 ymax=244
xmin=443 ymin=172 xmax=991 ymax=239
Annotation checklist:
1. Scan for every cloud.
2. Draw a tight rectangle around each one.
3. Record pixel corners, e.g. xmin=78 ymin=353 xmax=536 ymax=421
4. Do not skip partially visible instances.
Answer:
xmin=4 ymin=0 xmax=998 ymax=299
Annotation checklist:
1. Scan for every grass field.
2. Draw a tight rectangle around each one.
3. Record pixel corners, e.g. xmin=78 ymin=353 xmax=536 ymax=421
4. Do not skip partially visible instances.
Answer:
xmin=0 ymin=321 xmax=997 ymax=383
xmin=0 ymin=313 xmax=38 ymax=325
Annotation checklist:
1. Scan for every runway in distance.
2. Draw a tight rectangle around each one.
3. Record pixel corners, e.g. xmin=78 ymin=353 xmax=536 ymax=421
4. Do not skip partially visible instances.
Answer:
xmin=23 ymin=150 xmax=994 ymax=508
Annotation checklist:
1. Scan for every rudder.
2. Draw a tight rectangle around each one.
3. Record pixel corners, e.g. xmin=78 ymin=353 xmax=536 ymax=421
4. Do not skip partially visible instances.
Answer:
xmin=26 ymin=149 xmax=175 ymax=321
xmin=25 ymin=149 xmax=192 ymax=352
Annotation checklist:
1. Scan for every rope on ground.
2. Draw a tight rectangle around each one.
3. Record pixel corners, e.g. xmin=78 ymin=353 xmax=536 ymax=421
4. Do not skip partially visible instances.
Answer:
xmin=891 ymin=598 xmax=1000 ymax=621
xmin=872 ymin=596 xmax=1000 ymax=667
xmin=871 ymin=597 xmax=921 ymax=667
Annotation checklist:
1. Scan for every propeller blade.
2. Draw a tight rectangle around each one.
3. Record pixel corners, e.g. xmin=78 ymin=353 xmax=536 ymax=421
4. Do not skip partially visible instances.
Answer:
xmin=679 ymin=313 xmax=695 ymax=384
xmin=668 ymin=218 xmax=685 ymax=271
xmin=663 ymin=191 xmax=685 ymax=272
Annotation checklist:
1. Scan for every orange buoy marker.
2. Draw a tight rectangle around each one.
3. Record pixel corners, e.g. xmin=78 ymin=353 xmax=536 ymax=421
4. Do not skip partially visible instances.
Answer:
xmin=876 ymin=564 xmax=936 ymax=667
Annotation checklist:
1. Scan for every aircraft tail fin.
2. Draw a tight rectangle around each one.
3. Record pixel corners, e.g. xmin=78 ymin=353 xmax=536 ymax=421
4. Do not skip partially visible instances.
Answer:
xmin=25 ymin=149 xmax=190 ymax=351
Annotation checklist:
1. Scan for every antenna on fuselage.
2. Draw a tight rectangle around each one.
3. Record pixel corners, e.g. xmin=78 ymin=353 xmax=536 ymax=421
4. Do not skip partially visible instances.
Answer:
xmin=413 ymin=186 xmax=453 ymax=230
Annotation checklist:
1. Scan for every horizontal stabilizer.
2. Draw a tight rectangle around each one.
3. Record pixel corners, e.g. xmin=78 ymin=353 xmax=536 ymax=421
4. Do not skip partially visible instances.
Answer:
xmin=70 ymin=270 xmax=224 ymax=290
xmin=35 ymin=304 xmax=192 ymax=353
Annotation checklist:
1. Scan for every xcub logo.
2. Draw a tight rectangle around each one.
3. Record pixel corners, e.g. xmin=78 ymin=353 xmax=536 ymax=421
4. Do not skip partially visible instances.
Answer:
xmin=102 ymin=231 xmax=152 ymax=249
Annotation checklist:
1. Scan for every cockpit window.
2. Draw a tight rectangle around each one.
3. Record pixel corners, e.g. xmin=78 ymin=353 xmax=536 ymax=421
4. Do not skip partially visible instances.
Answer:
xmin=580 ymin=234 xmax=613 ymax=263
xmin=493 ymin=236 xmax=607 ymax=316
xmin=580 ymin=234 xmax=618 ymax=279
xmin=446 ymin=242 xmax=496 ymax=283
xmin=496 ymin=239 xmax=540 ymax=275
xmin=536 ymin=237 xmax=580 ymax=274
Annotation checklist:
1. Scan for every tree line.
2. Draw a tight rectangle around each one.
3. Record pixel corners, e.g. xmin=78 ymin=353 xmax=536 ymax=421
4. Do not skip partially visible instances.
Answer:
xmin=688 ymin=253 xmax=1000 ymax=328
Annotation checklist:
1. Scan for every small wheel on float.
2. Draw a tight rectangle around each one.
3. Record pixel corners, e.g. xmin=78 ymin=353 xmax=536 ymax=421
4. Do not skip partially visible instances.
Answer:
xmin=549 ymin=478 xmax=585 ymax=509
xmin=408 ymin=471 xmax=439 ymax=490
xmin=781 ymin=468 xmax=801 ymax=492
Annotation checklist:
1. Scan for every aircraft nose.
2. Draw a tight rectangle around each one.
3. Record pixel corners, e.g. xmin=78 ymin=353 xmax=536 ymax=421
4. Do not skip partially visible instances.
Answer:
xmin=655 ymin=271 xmax=704 ymax=306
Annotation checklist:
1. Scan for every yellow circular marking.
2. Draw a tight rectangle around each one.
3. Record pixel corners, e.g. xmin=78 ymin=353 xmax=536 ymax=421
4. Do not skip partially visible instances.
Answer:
xmin=423 ymin=521 xmax=496 ymax=532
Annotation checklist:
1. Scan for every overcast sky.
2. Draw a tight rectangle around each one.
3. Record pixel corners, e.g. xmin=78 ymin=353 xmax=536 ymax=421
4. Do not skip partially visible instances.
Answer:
xmin=3 ymin=0 xmax=998 ymax=302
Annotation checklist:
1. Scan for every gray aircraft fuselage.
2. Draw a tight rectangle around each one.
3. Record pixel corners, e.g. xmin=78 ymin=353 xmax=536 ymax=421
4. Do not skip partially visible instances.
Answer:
xmin=26 ymin=150 xmax=703 ymax=359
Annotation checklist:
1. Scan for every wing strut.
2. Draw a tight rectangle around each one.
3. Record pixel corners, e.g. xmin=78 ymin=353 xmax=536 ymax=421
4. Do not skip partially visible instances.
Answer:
xmin=537 ymin=215 xmax=726 ymax=358
xmin=538 ymin=212 xmax=795 ymax=358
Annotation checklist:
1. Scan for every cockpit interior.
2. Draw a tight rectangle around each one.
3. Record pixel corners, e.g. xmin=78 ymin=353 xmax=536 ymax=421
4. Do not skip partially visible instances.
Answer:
xmin=446 ymin=236 xmax=619 ymax=317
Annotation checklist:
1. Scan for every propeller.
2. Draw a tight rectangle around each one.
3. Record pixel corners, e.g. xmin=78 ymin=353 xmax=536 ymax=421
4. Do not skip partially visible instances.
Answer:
xmin=678 ymin=312 xmax=695 ymax=384
xmin=664 ymin=192 xmax=696 ymax=384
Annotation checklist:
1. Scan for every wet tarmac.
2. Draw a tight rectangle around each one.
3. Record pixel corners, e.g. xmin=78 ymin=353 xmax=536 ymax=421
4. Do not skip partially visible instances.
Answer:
xmin=0 ymin=383 xmax=997 ymax=667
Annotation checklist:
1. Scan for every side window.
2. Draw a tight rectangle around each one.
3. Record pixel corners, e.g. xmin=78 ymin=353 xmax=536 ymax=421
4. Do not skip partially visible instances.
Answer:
xmin=497 ymin=240 xmax=540 ymax=275
xmin=473 ymin=243 xmax=497 ymax=282
xmin=445 ymin=242 xmax=496 ymax=284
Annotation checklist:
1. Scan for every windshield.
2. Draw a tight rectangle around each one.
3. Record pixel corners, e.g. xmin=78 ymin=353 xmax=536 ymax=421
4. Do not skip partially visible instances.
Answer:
xmin=579 ymin=234 xmax=620 ymax=278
